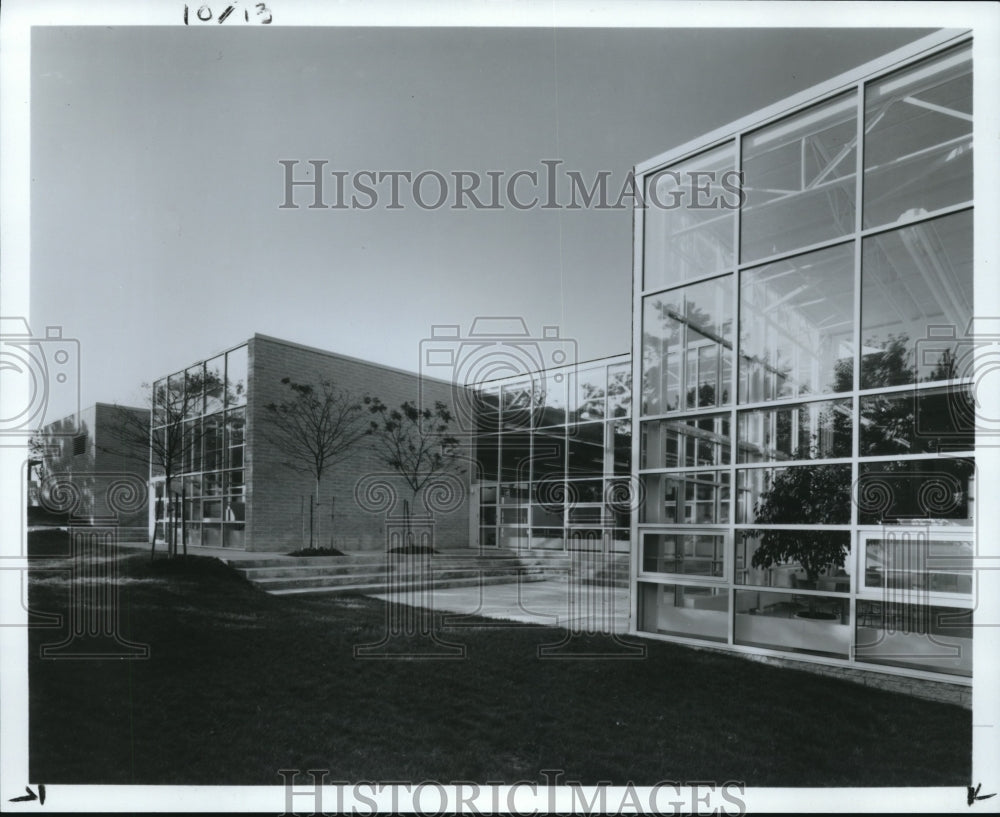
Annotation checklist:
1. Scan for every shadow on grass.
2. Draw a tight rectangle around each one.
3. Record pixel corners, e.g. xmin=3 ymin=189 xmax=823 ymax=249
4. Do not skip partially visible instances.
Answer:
xmin=27 ymin=545 xmax=971 ymax=787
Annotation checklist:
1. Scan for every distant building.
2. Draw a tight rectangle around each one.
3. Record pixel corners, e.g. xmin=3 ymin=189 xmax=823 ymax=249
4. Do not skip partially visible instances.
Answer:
xmin=33 ymin=402 xmax=150 ymax=530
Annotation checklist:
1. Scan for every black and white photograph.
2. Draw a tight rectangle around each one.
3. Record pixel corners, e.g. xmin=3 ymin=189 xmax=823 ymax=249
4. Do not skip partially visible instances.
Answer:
xmin=1 ymin=1 xmax=998 ymax=813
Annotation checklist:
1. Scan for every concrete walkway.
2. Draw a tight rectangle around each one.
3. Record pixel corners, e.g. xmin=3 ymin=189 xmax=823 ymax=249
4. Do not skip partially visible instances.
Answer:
xmin=369 ymin=577 xmax=632 ymax=634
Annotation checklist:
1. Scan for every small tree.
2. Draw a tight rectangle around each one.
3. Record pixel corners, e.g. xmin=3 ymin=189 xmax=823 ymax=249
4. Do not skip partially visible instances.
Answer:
xmin=364 ymin=398 xmax=463 ymax=549
xmin=106 ymin=374 xmax=217 ymax=559
xmin=263 ymin=378 xmax=368 ymax=548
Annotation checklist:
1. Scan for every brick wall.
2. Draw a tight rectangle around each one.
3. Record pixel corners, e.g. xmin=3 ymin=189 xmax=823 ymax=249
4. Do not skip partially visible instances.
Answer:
xmin=246 ymin=335 xmax=473 ymax=552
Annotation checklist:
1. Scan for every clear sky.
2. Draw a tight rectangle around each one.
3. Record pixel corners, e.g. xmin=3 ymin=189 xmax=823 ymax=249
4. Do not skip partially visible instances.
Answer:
xmin=30 ymin=24 xmax=934 ymax=417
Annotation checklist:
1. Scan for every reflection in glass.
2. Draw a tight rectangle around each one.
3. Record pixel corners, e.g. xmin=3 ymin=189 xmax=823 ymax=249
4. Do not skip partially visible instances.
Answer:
xmin=642 ymin=471 xmax=730 ymax=525
xmin=608 ymin=363 xmax=632 ymax=418
xmin=741 ymin=92 xmax=857 ymax=263
xmin=856 ymin=458 xmax=974 ymax=525
xmin=855 ymin=601 xmax=971 ymax=677
xmin=225 ymin=346 xmax=248 ymax=407
xmin=643 ymin=533 xmax=725 ymax=577
xmin=205 ymin=355 xmax=225 ymax=414
xmin=864 ymin=45 xmax=972 ymax=229
xmin=641 ymin=415 xmax=731 ymax=469
xmin=738 ymin=400 xmax=851 ymax=463
xmin=643 ymin=143 xmax=736 ymax=291
xmin=570 ymin=365 xmax=606 ymax=422
xmin=475 ymin=387 xmax=501 ymax=433
xmin=185 ymin=364 xmax=206 ymax=419
xmin=501 ymin=380 xmax=534 ymax=429
xmin=475 ymin=434 xmax=501 ymax=482
xmin=860 ymin=210 xmax=973 ymax=388
xmin=536 ymin=371 xmax=568 ymax=427
xmin=859 ymin=386 xmax=974 ymax=455
xmin=736 ymin=531 xmax=851 ymax=591
xmin=638 ymin=582 xmax=729 ymax=643
xmin=739 ymin=243 xmax=854 ymax=403
xmin=642 ymin=276 xmax=732 ymax=415
xmin=864 ymin=535 xmax=972 ymax=594
xmin=737 ymin=464 xmax=851 ymax=524
xmin=735 ymin=590 xmax=849 ymax=658
xmin=612 ymin=419 xmax=631 ymax=475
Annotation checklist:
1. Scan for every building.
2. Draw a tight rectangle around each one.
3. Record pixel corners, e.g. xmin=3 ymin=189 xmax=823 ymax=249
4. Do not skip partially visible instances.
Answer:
xmin=630 ymin=29 xmax=974 ymax=685
xmin=33 ymin=402 xmax=150 ymax=530
xmin=149 ymin=334 xmax=473 ymax=552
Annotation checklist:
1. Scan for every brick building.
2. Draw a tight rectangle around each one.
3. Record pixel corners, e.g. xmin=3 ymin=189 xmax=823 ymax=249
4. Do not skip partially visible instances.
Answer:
xmin=151 ymin=334 xmax=473 ymax=553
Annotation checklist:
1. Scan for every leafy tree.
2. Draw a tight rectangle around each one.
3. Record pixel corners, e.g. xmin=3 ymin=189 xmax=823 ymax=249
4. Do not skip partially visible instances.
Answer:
xmin=263 ymin=378 xmax=368 ymax=548
xmin=365 ymin=398 xmax=463 ymax=547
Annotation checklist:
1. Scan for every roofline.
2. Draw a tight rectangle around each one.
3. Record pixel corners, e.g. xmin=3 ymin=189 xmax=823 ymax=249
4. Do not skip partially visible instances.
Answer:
xmin=634 ymin=28 xmax=971 ymax=176
xmin=251 ymin=333 xmax=459 ymax=388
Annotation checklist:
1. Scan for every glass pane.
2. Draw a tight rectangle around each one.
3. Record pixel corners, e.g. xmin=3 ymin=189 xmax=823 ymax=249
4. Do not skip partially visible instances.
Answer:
xmin=856 ymin=457 xmax=974 ymax=525
xmin=737 ymin=399 xmax=851 ymax=463
xmin=641 ymin=471 xmax=730 ymax=525
xmin=501 ymin=380 xmax=533 ymax=429
xmin=203 ymin=414 xmax=224 ymax=472
xmin=736 ymin=531 xmax=851 ymax=590
xmin=641 ymin=415 xmax=731 ymax=469
xmin=225 ymin=346 xmax=248 ymax=407
xmin=223 ymin=524 xmax=245 ymax=548
xmin=739 ymin=242 xmax=855 ymax=403
xmin=643 ymin=532 xmax=725 ymax=577
xmin=567 ymin=422 xmax=605 ymax=476
xmin=642 ymin=276 xmax=733 ymax=415
xmin=859 ymin=385 xmax=974 ymax=455
xmin=535 ymin=370 xmax=568 ymax=427
xmin=500 ymin=506 xmax=527 ymax=525
xmin=499 ymin=432 xmax=532 ymax=481
xmin=860 ymin=210 xmax=973 ymax=387
xmin=166 ymin=373 xmax=184 ymax=423
xmin=741 ymin=92 xmax=857 ymax=263
xmin=570 ymin=365 xmax=606 ymax=422
xmin=530 ymin=429 xmax=566 ymax=479
xmin=562 ymin=479 xmax=603 ymax=504
xmin=612 ymin=419 xmax=631 ymax=475
xmin=205 ymin=355 xmax=226 ymax=415
xmin=568 ymin=506 xmax=604 ymax=525
xmin=152 ymin=379 xmax=167 ymax=427
xmin=475 ymin=387 xmax=501 ymax=433
xmin=607 ymin=363 xmax=632 ymax=418
xmin=566 ymin=529 xmax=604 ymax=551
xmin=737 ymin=464 xmax=851 ymax=524
xmin=643 ymin=142 xmax=737 ymax=291
xmin=531 ymin=529 xmax=565 ymax=550
xmin=531 ymin=504 xmax=563 ymax=527
xmin=499 ymin=526 xmax=528 ymax=549
xmin=475 ymin=434 xmax=500 ymax=482
xmin=499 ymin=482 xmax=530 ymax=504
xmin=864 ymin=535 xmax=972 ymax=594
xmin=638 ymin=582 xmax=729 ymax=643
xmin=863 ymin=45 xmax=972 ymax=229
xmin=855 ymin=602 xmax=971 ymax=677
xmin=479 ymin=527 xmax=497 ymax=548
xmin=735 ymin=590 xmax=850 ymax=658
xmin=184 ymin=364 xmax=205 ymax=420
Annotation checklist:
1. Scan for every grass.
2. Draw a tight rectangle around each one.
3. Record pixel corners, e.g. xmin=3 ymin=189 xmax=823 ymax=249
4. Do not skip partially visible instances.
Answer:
xmin=27 ymin=537 xmax=971 ymax=787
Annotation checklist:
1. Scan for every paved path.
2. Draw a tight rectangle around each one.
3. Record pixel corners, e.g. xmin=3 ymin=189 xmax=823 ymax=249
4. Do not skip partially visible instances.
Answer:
xmin=369 ymin=577 xmax=632 ymax=634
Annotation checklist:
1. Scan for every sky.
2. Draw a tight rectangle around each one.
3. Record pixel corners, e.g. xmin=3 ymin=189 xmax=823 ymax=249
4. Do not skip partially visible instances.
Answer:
xmin=29 ymin=23 xmax=936 ymax=418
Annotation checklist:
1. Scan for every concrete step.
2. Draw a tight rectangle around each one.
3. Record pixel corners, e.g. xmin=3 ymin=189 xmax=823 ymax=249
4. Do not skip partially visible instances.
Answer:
xmin=268 ymin=571 xmax=550 ymax=596
xmin=251 ymin=565 xmax=544 ymax=591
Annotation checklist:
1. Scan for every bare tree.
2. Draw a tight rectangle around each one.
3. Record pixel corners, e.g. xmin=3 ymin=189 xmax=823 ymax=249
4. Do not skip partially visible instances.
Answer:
xmin=263 ymin=377 xmax=369 ymax=549
xmin=106 ymin=371 xmax=220 ymax=559
xmin=364 ymin=398 xmax=463 ymax=548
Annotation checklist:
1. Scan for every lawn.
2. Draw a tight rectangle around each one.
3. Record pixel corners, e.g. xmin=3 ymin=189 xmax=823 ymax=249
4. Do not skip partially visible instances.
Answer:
xmin=27 ymin=540 xmax=970 ymax=786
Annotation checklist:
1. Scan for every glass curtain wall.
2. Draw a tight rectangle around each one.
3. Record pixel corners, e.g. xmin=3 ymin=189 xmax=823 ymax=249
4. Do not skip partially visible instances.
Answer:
xmin=151 ymin=344 xmax=248 ymax=549
xmin=635 ymin=37 xmax=974 ymax=680
xmin=474 ymin=356 xmax=632 ymax=554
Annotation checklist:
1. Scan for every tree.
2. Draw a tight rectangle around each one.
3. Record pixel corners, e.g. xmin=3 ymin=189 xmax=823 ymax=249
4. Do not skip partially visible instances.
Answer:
xmin=364 ymin=398 xmax=463 ymax=548
xmin=106 ymin=373 xmax=219 ymax=559
xmin=263 ymin=378 xmax=369 ymax=549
